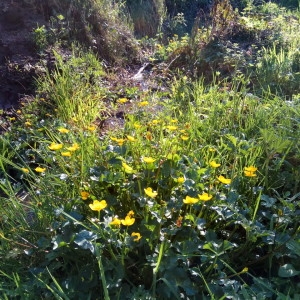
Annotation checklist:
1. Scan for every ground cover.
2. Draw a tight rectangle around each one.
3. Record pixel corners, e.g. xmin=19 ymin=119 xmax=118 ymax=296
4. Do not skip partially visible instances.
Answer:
xmin=0 ymin=0 xmax=300 ymax=299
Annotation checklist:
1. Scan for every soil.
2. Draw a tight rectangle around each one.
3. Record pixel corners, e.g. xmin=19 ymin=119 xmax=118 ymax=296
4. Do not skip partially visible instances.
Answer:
xmin=0 ymin=0 xmax=48 ymax=110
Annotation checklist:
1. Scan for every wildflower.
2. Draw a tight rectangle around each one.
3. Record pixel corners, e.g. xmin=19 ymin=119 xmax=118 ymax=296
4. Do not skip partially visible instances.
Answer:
xmin=209 ymin=148 xmax=216 ymax=152
xmin=175 ymin=177 xmax=185 ymax=184
xmin=87 ymin=125 xmax=96 ymax=131
xmin=121 ymin=215 xmax=135 ymax=226
xmin=138 ymin=101 xmax=149 ymax=107
xmin=171 ymin=119 xmax=178 ymax=123
xmin=111 ymin=137 xmax=125 ymax=146
xmin=134 ymin=122 xmax=142 ymax=129
xmin=198 ymin=192 xmax=213 ymax=201
xmin=184 ymin=123 xmax=191 ymax=129
xmin=176 ymin=216 xmax=183 ymax=227
xmin=80 ymin=191 xmax=90 ymax=200
xmin=143 ymin=157 xmax=156 ymax=163
xmin=72 ymin=117 xmax=78 ymax=122
xmin=218 ymin=175 xmax=231 ymax=184
xmin=122 ymin=162 xmax=135 ymax=174
xmin=144 ymin=187 xmax=158 ymax=198
xmin=117 ymin=98 xmax=128 ymax=104
xmin=9 ymin=117 xmax=16 ymax=121
xmin=89 ymin=200 xmax=107 ymax=211
xmin=126 ymin=135 xmax=136 ymax=142
xmin=241 ymin=267 xmax=248 ymax=273
xmin=127 ymin=210 xmax=134 ymax=218
xmin=150 ymin=119 xmax=160 ymax=125
xmin=210 ymin=161 xmax=221 ymax=168
xmin=244 ymin=170 xmax=257 ymax=177
xmin=244 ymin=166 xmax=257 ymax=177
xmin=61 ymin=151 xmax=72 ymax=157
xmin=110 ymin=217 xmax=121 ymax=227
xmin=183 ymin=196 xmax=199 ymax=205
xmin=48 ymin=142 xmax=63 ymax=151
xmin=131 ymin=232 xmax=142 ymax=242
xmin=35 ymin=167 xmax=46 ymax=173
xmin=165 ymin=125 xmax=177 ymax=131
xmin=244 ymin=166 xmax=257 ymax=172
xmin=21 ymin=168 xmax=29 ymax=173
xmin=58 ymin=128 xmax=70 ymax=133
xmin=180 ymin=135 xmax=189 ymax=141
xmin=67 ymin=143 xmax=80 ymax=152
xmin=145 ymin=131 xmax=152 ymax=141
xmin=25 ymin=121 xmax=32 ymax=126
xmin=16 ymin=110 xmax=21 ymax=114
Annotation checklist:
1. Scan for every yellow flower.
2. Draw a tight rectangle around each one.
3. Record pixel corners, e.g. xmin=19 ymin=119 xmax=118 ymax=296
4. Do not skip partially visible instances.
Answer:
xmin=58 ymin=128 xmax=70 ymax=133
xmin=143 ymin=157 xmax=156 ymax=163
xmin=117 ymin=98 xmax=128 ymax=104
xmin=244 ymin=166 xmax=257 ymax=177
xmin=138 ymin=101 xmax=149 ymax=107
xmin=209 ymin=148 xmax=216 ymax=152
xmin=244 ymin=170 xmax=257 ymax=177
xmin=111 ymin=137 xmax=125 ymax=146
xmin=61 ymin=151 xmax=72 ymax=157
xmin=180 ymin=135 xmax=189 ymax=141
xmin=126 ymin=135 xmax=136 ymax=142
xmin=87 ymin=125 xmax=96 ymax=131
xmin=198 ymin=193 xmax=213 ymax=201
xmin=89 ymin=200 xmax=107 ymax=211
xmin=144 ymin=187 xmax=158 ymax=198
xmin=131 ymin=232 xmax=142 ymax=242
xmin=80 ymin=191 xmax=90 ymax=200
xmin=134 ymin=122 xmax=142 ymax=129
xmin=67 ymin=143 xmax=80 ymax=152
xmin=218 ymin=175 xmax=231 ymax=184
xmin=48 ymin=143 xmax=63 ymax=151
xmin=35 ymin=167 xmax=46 ymax=173
xmin=127 ymin=210 xmax=134 ymax=218
xmin=16 ymin=110 xmax=22 ymax=114
xmin=241 ymin=267 xmax=248 ymax=273
xmin=21 ymin=168 xmax=29 ymax=173
xmin=175 ymin=177 xmax=185 ymax=184
xmin=171 ymin=119 xmax=178 ymax=123
xmin=121 ymin=215 xmax=135 ymax=226
xmin=165 ymin=125 xmax=177 ymax=131
xmin=150 ymin=119 xmax=160 ymax=125
xmin=244 ymin=166 xmax=257 ymax=172
xmin=72 ymin=117 xmax=78 ymax=122
xmin=122 ymin=162 xmax=135 ymax=174
xmin=145 ymin=131 xmax=152 ymax=141
xmin=210 ymin=161 xmax=221 ymax=168
xmin=9 ymin=117 xmax=16 ymax=121
xmin=25 ymin=121 xmax=32 ymax=126
xmin=183 ymin=196 xmax=199 ymax=205
xmin=110 ymin=217 xmax=121 ymax=227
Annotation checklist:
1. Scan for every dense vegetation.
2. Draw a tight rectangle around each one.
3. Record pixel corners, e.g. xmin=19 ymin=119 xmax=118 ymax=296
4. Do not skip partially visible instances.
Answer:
xmin=0 ymin=0 xmax=300 ymax=299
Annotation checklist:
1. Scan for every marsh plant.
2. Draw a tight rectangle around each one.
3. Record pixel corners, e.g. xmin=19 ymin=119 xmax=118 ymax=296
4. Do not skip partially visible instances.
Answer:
xmin=1 ymin=1 xmax=300 ymax=299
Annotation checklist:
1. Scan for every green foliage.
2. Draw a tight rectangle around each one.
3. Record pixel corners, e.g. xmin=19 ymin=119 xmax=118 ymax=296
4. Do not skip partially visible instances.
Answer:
xmin=36 ymin=47 xmax=106 ymax=126
xmin=1 ymin=1 xmax=300 ymax=299
xmin=1 ymin=68 xmax=300 ymax=297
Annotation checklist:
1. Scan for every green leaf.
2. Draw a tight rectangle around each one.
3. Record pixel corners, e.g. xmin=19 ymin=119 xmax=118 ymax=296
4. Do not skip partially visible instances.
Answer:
xmin=278 ymin=264 xmax=300 ymax=277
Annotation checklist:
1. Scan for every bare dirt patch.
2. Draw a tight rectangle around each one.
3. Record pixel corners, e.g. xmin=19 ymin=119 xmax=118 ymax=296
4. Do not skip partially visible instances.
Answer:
xmin=0 ymin=0 xmax=47 ymax=109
